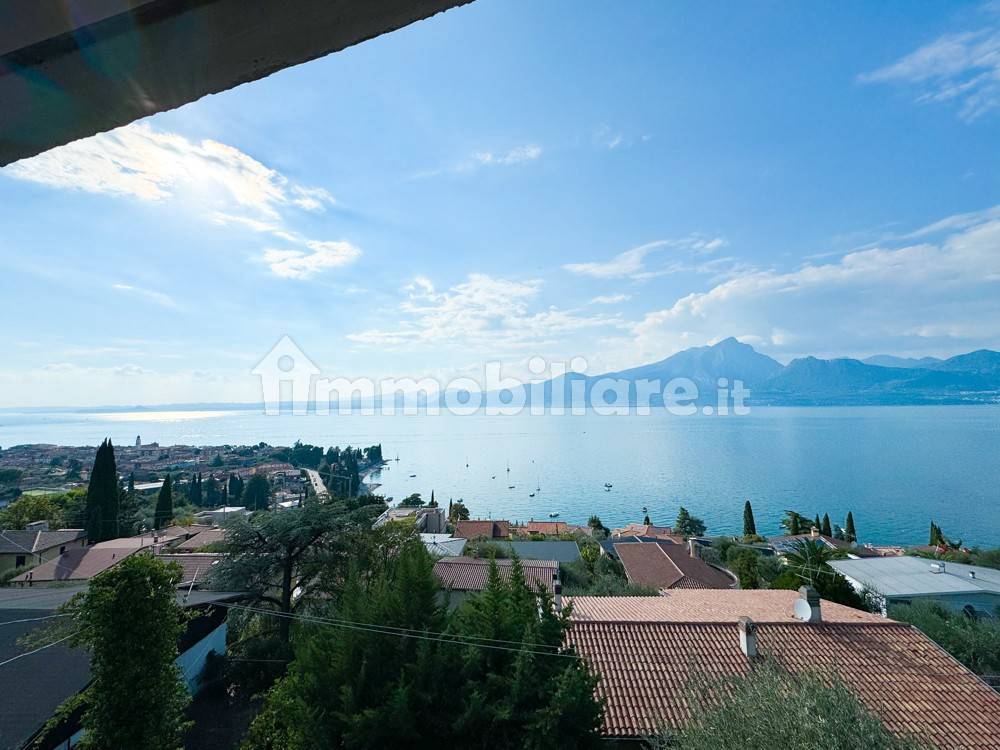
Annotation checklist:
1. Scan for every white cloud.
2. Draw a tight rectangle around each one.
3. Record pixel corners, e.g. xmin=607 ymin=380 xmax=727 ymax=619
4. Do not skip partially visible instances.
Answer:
xmin=4 ymin=123 xmax=357 ymax=279
xmin=590 ymin=294 xmax=632 ymax=304
xmin=262 ymin=241 xmax=361 ymax=280
xmin=629 ymin=208 xmax=1000 ymax=361
xmin=112 ymin=283 xmax=180 ymax=310
xmin=860 ymin=27 xmax=1000 ymax=120
xmin=347 ymin=273 xmax=625 ymax=351
xmin=563 ymin=235 xmax=727 ymax=279
xmin=473 ymin=144 xmax=543 ymax=166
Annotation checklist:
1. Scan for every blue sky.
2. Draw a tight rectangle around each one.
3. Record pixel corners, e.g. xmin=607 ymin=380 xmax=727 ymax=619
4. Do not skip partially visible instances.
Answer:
xmin=1 ymin=0 xmax=999 ymax=406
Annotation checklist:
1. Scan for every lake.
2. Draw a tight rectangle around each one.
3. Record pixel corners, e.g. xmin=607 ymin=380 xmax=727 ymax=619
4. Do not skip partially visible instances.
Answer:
xmin=1 ymin=406 xmax=998 ymax=546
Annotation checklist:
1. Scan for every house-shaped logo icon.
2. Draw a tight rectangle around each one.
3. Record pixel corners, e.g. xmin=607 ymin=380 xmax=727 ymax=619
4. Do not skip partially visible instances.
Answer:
xmin=252 ymin=336 xmax=321 ymax=415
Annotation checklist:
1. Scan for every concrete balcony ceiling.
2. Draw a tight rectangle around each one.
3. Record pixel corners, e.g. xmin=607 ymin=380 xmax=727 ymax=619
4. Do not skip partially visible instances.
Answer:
xmin=0 ymin=0 xmax=470 ymax=166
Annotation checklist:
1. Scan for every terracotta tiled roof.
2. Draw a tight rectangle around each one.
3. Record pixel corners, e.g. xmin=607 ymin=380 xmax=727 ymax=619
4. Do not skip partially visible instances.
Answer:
xmin=568 ymin=591 xmax=884 ymax=624
xmin=521 ymin=521 xmax=589 ymax=536
xmin=610 ymin=523 xmax=682 ymax=541
xmin=12 ymin=547 xmax=137 ymax=584
xmin=454 ymin=520 xmax=511 ymax=539
xmin=156 ymin=552 xmax=223 ymax=588
xmin=566 ymin=592 xmax=1000 ymax=746
xmin=615 ymin=541 xmax=735 ymax=590
xmin=433 ymin=556 xmax=558 ymax=594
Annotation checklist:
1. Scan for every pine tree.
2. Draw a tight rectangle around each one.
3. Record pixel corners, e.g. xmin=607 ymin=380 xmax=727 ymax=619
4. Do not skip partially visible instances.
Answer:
xmin=85 ymin=439 xmax=120 ymax=543
xmin=153 ymin=474 xmax=173 ymax=530
xmin=844 ymin=511 xmax=857 ymax=543
xmin=742 ymin=500 xmax=757 ymax=537
xmin=821 ymin=513 xmax=832 ymax=537
xmin=118 ymin=472 xmax=140 ymax=536
xmin=242 ymin=473 xmax=271 ymax=512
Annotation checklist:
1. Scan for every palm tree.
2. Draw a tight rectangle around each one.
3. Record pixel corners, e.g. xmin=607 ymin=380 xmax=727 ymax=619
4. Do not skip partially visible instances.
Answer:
xmin=784 ymin=538 xmax=834 ymax=587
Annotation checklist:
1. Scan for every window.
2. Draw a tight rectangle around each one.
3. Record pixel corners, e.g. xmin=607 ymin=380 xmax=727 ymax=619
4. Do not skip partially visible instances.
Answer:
xmin=15 ymin=555 xmax=25 ymax=568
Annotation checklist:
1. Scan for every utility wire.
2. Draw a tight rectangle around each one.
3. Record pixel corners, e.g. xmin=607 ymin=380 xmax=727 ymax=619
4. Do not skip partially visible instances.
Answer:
xmin=0 ymin=632 xmax=76 ymax=668
xmin=0 ymin=613 xmax=71 ymax=627
xmin=216 ymin=602 xmax=578 ymax=659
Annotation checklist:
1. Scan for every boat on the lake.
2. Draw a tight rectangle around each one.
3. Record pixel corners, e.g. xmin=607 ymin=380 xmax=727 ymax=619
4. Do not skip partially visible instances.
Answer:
xmin=548 ymin=512 xmax=559 ymax=518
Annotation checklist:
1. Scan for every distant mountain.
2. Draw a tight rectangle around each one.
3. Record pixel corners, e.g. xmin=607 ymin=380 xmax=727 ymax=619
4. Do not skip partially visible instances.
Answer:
xmin=603 ymin=337 xmax=784 ymax=390
xmin=927 ymin=349 xmax=1000 ymax=376
xmin=524 ymin=339 xmax=1000 ymax=407
xmin=863 ymin=354 xmax=942 ymax=369
xmin=755 ymin=354 xmax=999 ymax=405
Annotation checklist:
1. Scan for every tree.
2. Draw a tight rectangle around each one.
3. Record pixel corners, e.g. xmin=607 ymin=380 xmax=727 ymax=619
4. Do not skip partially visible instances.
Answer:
xmin=210 ymin=453 xmax=224 ymax=467
xmin=242 ymin=473 xmax=272 ymax=512
xmin=244 ymin=544 xmax=605 ymax=750
xmin=204 ymin=476 xmax=221 ymax=508
xmin=449 ymin=500 xmax=470 ymax=523
xmin=889 ymin=600 xmax=1000 ymax=677
xmin=727 ymin=548 xmax=761 ymax=589
xmin=428 ymin=490 xmax=437 ymax=508
xmin=153 ymin=474 xmax=174 ymax=530
xmin=813 ymin=514 xmax=822 ymax=533
xmin=118 ymin=472 xmax=141 ymax=536
xmin=0 ymin=493 xmax=63 ymax=529
xmin=643 ymin=514 xmax=652 ymax=525
xmin=742 ymin=501 xmax=756 ymax=538
xmin=675 ymin=507 xmax=707 ymax=538
xmin=780 ymin=510 xmax=809 ymax=536
xmin=587 ymin=515 xmax=610 ymax=538
xmin=228 ymin=473 xmax=244 ymax=502
xmin=845 ymin=511 xmax=857 ymax=543
xmin=67 ymin=554 xmax=190 ymax=749
xmin=210 ymin=501 xmax=354 ymax=643
xmin=399 ymin=492 xmax=424 ymax=508
xmin=821 ymin=513 xmax=832 ymax=538
xmin=657 ymin=660 xmax=922 ymax=749
xmin=85 ymin=439 xmax=120 ymax=543
xmin=775 ymin=539 xmax=867 ymax=610
xmin=188 ymin=473 xmax=203 ymax=507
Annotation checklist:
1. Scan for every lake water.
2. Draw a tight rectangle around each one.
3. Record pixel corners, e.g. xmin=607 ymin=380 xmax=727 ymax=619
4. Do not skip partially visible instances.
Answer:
xmin=1 ymin=406 xmax=998 ymax=547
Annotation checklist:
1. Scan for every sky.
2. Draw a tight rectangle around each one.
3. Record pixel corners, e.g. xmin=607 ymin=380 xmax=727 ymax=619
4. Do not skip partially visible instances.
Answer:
xmin=1 ymin=0 xmax=999 ymax=407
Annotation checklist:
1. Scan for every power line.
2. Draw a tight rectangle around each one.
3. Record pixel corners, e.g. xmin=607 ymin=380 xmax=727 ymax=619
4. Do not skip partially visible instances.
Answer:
xmin=216 ymin=602 xmax=578 ymax=659
xmin=0 ymin=632 xmax=76 ymax=668
xmin=0 ymin=613 xmax=70 ymax=627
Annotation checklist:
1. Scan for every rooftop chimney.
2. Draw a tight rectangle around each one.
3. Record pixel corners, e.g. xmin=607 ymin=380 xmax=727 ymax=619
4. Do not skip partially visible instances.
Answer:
xmin=809 ymin=526 xmax=819 ymax=539
xmin=26 ymin=520 xmax=49 ymax=532
xmin=738 ymin=617 xmax=757 ymax=658
xmin=930 ymin=562 xmax=946 ymax=574
xmin=794 ymin=586 xmax=822 ymax=623
xmin=553 ymin=573 xmax=562 ymax=613
xmin=969 ymin=570 xmax=976 ymax=580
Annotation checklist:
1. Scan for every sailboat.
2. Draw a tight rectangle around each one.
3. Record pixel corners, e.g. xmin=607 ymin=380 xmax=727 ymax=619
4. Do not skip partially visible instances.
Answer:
xmin=536 ymin=477 xmax=541 ymax=492
xmin=394 ymin=454 xmax=400 ymax=462
xmin=506 ymin=459 xmax=511 ymax=474
xmin=528 ymin=492 xmax=535 ymax=498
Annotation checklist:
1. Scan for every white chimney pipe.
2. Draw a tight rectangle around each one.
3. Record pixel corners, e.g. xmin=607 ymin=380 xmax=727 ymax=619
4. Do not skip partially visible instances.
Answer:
xmin=738 ymin=617 xmax=757 ymax=658
xmin=553 ymin=573 xmax=562 ymax=613
xmin=794 ymin=586 xmax=822 ymax=623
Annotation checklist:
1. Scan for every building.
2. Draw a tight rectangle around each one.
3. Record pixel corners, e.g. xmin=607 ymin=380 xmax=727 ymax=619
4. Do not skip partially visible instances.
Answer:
xmin=0 ymin=585 xmax=244 ymax=750
xmin=829 ymin=556 xmax=1000 ymax=616
xmin=501 ymin=540 xmax=582 ymax=564
xmin=175 ymin=527 xmax=227 ymax=552
xmin=519 ymin=520 xmax=591 ymax=536
xmin=0 ymin=526 xmax=87 ymax=576
xmin=157 ymin=552 xmax=224 ymax=589
xmin=565 ymin=589 xmax=1000 ymax=746
xmin=614 ymin=540 xmax=736 ymax=590
xmin=420 ymin=533 xmax=468 ymax=557
xmin=768 ymin=529 xmax=854 ymax=555
xmin=193 ymin=506 xmax=250 ymax=526
xmin=433 ymin=556 xmax=559 ymax=607
xmin=11 ymin=547 xmax=140 ymax=587
xmin=373 ymin=506 xmax=447 ymax=533
xmin=610 ymin=523 xmax=684 ymax=542
xmin=453 ymin=519 xmax=511 ymax=539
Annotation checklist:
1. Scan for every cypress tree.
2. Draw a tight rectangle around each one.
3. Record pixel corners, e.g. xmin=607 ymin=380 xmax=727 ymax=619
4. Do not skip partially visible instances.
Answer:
xmin=85 ymin=439 xmax=120 ymax=543
xmin=789 ymin=512 xmax=802 ymax=536
xmin=845 ymin=512 xmax=857 ymax=543
xmin=813 ymin=514 xmax=822 ymax=533
xmin=742 ymin=500 xmax=756 ymax=537
xmin=154 ymin=474 xmax=173 ymax=530
xmin=118 ymin=472 xmax=140 ymax=537
xmin=821 ymin=513 xmax=832 ymax=537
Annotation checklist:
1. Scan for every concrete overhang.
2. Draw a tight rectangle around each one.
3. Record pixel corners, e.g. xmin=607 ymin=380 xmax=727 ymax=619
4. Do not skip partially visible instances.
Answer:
xmin=0 ymin=0 xmax=471 ymax=166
